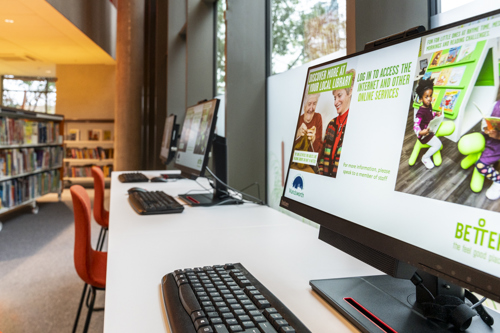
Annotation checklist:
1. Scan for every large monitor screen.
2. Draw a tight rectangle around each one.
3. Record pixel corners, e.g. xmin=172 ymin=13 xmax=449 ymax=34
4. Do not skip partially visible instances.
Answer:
xmin=281 ymin=9 xmax=500 ymax=301
xmin=174 ymin=99 xmax=219 ymax=178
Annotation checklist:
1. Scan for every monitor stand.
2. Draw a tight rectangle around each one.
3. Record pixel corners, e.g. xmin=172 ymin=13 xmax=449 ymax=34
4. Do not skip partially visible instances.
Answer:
xmin=179 ymin=135 xmax=243 ymax=207
xmin=310 ymin=275 xmax=499 ymax=333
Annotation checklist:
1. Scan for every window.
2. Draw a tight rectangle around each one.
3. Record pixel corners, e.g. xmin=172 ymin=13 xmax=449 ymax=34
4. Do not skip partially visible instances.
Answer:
xmin=216 ymin=0 xmax=226 ymax=95
xmin=2 ymin=76 xmax=57 ymax=114
xmin=440 ymin=0 xmax=475 ymax=13
xmin=271 ymin=0 xmax=346 ymax=75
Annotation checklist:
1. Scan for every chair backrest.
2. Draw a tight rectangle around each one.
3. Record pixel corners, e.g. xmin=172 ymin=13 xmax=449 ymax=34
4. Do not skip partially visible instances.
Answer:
xmin=70 ymin=185 xmax=104 ymax=287
xmin=91 ymin=166 xmax=109 ymax=228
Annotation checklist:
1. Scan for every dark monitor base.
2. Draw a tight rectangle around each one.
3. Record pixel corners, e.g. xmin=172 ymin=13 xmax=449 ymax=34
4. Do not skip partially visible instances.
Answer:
xmin=178 ymin=193 xmax=243 ymax=207
xmin=310 ymin=275 xmax=499 ymax=333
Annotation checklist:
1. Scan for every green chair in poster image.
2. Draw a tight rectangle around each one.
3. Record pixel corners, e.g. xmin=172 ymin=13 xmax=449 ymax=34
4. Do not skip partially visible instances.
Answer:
xmin=458 ymin=132 xmax=486 ymax=192
xmin=408 ymin=119 xmax=456 ymax=167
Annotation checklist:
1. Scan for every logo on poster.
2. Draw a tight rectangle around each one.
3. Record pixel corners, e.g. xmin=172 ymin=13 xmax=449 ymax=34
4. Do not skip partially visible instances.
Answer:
xmin=289 ymin=175 xmax=305 ymax=198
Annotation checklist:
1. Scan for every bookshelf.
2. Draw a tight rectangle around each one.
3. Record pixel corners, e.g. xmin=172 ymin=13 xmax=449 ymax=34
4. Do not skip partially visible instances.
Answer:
xmin=0 ymin=107 xmax=64 ymax=231
xmin=413 ymin=38 xmax=499 ymax=142
xmin=63 ymin=119 xmax=114 ymax=184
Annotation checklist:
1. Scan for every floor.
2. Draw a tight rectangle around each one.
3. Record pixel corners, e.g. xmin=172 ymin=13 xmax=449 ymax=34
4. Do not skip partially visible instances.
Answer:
xmin=0 ymin=188 xmax=109 ymax=333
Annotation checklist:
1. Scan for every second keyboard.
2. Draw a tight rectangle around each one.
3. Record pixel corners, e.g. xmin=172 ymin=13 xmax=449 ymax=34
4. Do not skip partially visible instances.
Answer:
xmin=128 ymin=190 xmax=184 ymax=215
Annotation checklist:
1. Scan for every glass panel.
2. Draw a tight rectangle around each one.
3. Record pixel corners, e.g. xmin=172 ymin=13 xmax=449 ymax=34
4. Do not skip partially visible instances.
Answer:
xmin=216 ymin=0 xmax=226 ymax=95
xmin=2 ymin=76 xmax=56 ymax=113
xmin=440 ymin=0 xmax=474 ymax=13
xmin=271 ymin=0 xmax=346 ymax=75
xmin=46 ymin=92 xmax=56 ymax=114
xmin=47 ymin=81 xmax=56 ymax=93
xmin=24 ymin=91 xmax=46 ymax=112
xmin=3 ymin=78 xmax=46 ymax=91
xmin=2 ymin=90 xmax=25 ymax=109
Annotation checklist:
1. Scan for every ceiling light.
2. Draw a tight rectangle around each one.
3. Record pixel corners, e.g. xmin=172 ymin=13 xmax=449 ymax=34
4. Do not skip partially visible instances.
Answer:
xmin=5 ymin=19 xmax=14 ymax=24
xmin=46 ymin=70 xmax=52 ymax=74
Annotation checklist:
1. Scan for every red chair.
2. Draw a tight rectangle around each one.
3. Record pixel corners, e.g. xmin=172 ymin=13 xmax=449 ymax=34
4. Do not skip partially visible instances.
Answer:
xmin=92 ymin=166 xmax=109 ymax=251
xmin=70 ymin=185 xmax=107 ymax=333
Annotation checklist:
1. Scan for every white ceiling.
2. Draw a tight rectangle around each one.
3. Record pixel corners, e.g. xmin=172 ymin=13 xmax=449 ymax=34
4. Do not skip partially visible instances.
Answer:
xmin=0 ymin=0 xmax=115 ymax=77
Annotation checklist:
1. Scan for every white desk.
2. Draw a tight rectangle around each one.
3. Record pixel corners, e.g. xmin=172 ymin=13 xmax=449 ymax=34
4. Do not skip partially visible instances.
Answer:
xmin=103 ymin=171 xmax=381 ymax=332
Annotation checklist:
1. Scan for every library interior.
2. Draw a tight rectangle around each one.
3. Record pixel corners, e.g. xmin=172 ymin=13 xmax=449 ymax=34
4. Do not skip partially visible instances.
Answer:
xmin=1 ymin=1 xmax=500 ymax=333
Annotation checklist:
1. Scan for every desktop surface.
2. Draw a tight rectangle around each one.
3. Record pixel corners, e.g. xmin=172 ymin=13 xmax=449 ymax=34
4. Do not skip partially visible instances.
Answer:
xmin=103 ymin=171 xmax=381 ymax=333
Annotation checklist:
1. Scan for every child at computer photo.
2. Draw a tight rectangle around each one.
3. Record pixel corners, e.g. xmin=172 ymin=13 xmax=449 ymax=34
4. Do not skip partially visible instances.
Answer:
xmin=475 ymin=91 xmax=500 ymax=200
xmin=414 ymin=77 xmax=442 ymax=169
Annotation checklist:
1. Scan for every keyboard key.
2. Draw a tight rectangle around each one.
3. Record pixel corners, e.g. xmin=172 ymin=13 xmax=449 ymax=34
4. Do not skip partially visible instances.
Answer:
xmin=229 ymin=325 xmax=243 ymax=332
xmin=226 ymin=319 xmax=238 ymax=326
xmin=234 ymin=309 xmax=246 ymax=316
xmin=213 ymin=324 xmax=230 ymax=333
xmin=256 ymin=299 xmax=271 ymax=309
xmin=269 ymin=313 xmax=283 ymax=321
xmin=263 ymin=308 xmax=278 ymax=319
xmin=241 ymin=321 xmax=255 ymax=329
xmin=211 ymin=317 xmax=223 ymax=325
xmin=279 ymin=327 xmax=295 ymax=333
xmin=273 ymin=319 xmax=289 ymax=329
xmin=252 ymin=315 xmax=266 ymax=323
xmin=194 ymin=318 xmax=210 ymax=330
xmin=191 ymin=310 xmax=205 ymax=321
xmin=258 ymin=322 xmax=279 ymax=333
xmin=238 ymin=315 xmax=250 ymax=322
xmin=198 ymin=326 xmax=214 ymax=333
xmin=222 ymin=312 xmax=235 ymax=319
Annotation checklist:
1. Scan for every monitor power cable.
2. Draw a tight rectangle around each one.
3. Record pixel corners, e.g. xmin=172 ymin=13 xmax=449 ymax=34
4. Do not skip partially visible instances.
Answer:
xmin=205 ymin=167 xmax=265 ymax=205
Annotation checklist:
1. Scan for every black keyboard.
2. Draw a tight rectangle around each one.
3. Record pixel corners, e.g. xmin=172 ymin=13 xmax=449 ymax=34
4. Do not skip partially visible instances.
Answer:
xmin=118 ymin=172 xmax=150 ymax=183
xmin=161 ymin=263 xmax=310 ymax=333
xmin=128 ymin=190 xmax=184 ymax=215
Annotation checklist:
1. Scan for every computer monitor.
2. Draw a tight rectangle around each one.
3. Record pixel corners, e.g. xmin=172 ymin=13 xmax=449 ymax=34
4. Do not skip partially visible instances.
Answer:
xmin=174 ymin=98 xmax=239 ymax=206
xmin=281 ymin=9 xmax=500 ymax=333
xmin=160 ymin=114 xmax=179 ymax=165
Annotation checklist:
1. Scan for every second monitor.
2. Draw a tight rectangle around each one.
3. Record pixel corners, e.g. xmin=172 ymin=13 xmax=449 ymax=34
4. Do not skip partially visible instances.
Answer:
xmin=174 ymin=98 xmax=241 ymax=206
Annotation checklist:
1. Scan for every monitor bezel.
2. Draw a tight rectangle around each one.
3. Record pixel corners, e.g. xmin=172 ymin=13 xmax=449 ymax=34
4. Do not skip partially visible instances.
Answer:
xmin=159 ymin=114 xmax=177 ymax=163
xmin=280 ymin=8 xmax=500 ymax=302
xmin=174 ymin=98 xmax=220 ymax=179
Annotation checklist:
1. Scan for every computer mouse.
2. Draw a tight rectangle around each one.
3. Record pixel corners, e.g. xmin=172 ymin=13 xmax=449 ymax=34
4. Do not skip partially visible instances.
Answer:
xmin=150 ymin=176 xmax=168 ymax=182
xmin=128 ymin=187 xmax=148 ymax=194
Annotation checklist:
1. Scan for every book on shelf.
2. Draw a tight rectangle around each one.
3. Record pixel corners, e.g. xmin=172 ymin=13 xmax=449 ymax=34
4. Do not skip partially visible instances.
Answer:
xmin=88 ymin=129 xmax=102 ymax=141
xmin=438 ymin=51 xmax=448 ymax=66
xmin=435 ymin=68 xmax=451 ymax=86
xmin=0 ymin=147 xmax=63 ymax=178
xmin=430 ymin=71 xmax=440 ymax=83
xmin=430 ymin=51 xmax=442 ymax=67
xmin=446 ymin=46 xmax=461 ymax=65
xmin=440 ymin=90 xmax=460 ymax=113
xmin=65 ymin=147 xmax=114 ymax=160
xmin=103 ymin=130 xmax=112 ymax=141
xmin=456 ymin=42 xmax=475 ymax=62
xmin=67 ymin=129 xmax=80 ymax=141
xmin=65 ymin=164 xmax=113 ymax=178
xmin=0 ymin=169 xmax=60 ymax=209
xmin=0 ymin=117 xmax=60 ymax=146
xmin=431 ymin=91 xmax=440 ymax=108
xmin=447 ymin=66 xmax=466 ymax=86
